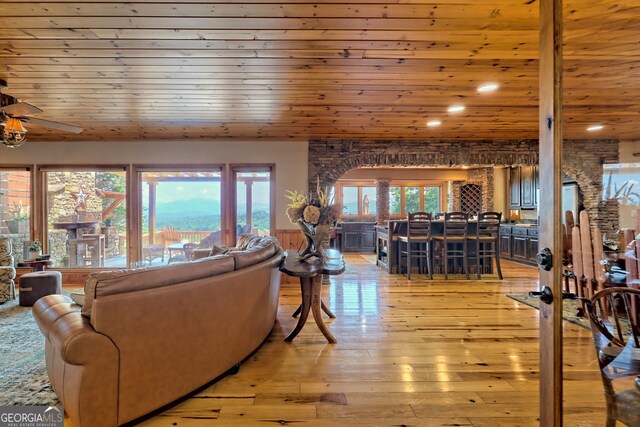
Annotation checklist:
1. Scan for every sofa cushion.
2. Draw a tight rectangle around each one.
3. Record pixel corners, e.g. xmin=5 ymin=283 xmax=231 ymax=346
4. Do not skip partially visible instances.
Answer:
xmin=82 ymin=254 xmax=234 ymax=318
xmin=229 ymin=236 xmax=280 ymax=270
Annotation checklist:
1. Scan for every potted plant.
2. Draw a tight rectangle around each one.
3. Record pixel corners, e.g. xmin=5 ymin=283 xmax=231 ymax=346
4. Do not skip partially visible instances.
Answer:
xmin=28 ymin=240 xmax=42 ymax=260
xmin=5 ymin=201 xmax=29 ymax=234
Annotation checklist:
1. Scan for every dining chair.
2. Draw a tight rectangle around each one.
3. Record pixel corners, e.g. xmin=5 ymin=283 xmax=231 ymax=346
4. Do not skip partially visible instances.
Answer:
xmin=397 ymin=211 xmax=432 ymax=279
xmin=583 ymin=287 xmax=640 ymax=427
xmin=432 ymin=212 xmax=469 ymax=279
xmin=467 ymin=211 xmax=502 ymax=279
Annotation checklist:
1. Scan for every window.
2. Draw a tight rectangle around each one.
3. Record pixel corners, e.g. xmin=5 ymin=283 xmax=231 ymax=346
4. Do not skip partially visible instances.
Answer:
xmin=232 ymin=166 xmax=274 ymax=243
xmin=0 ymin=169 xmax=31 ymax=265
xmin=139 ymin=169 xmax=223 ymax=265
xmin=424 ymin=186 xmax=441 ymax=213
xmin=362 ymin=186 xmax=377 ymax=215
xmin=389 ymin=186 xmax=402 ymax=215
xmin=44 ymin=168 xmax=127 ymax=268
xmin=405 ymin=186 xmax=420 ymax=213
xmin=336 ymin=182 xmax=377 ymax=218
xmin=342 ymin=187 xmax=358 ymax=215
xmin=389 ymin=183 xmax=444 ymax=217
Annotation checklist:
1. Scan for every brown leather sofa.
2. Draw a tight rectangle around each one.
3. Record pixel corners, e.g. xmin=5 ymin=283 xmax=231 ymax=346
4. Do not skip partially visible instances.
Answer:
xmin=33 ymin=235 xmax=283 ymax=427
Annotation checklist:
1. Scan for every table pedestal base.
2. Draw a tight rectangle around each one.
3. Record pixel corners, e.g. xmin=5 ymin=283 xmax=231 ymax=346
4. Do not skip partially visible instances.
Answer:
xmin=285 ymin=274 xmax=336 ymax=343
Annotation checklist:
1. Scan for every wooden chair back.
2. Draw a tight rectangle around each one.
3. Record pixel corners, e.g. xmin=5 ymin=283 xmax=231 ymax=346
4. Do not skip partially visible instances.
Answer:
xmin=626 ymin=240 xmax=640 ymax=286
xmin=592 ymin=227 xmax=607 ymax=291
xmin=406 ymin=211 xmax=432 ymax=240
xmin=571 ymin=225 xmax=584 ymax=296
xmin=584 ymin=287 xmax=640 ymax=427
xmin=162 ymin=226 xmax=181 ymax=247
xmin=443 ymin=212 xmax=469 ymax=239
xmin=476 ymin=211 xmax=501 ymax=238
xmin=580 ymin=210 xmax=595 ymax=297
xmin=565 ymin=210 xmax=575 ymax=229
xmin=626 ymin=239 xmax=640 ymax=324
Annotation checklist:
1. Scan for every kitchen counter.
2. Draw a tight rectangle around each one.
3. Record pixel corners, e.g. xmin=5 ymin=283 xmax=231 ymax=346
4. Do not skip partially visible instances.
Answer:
xmin=499 ymin=224 xmax=538 ymax=266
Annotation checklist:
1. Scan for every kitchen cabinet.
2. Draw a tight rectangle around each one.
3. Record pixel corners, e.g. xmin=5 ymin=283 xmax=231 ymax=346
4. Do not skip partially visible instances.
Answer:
xmin=499 ymin=226 xmax=512 ymax=258
xmin=509 ymin=167 xmax=521 ymax=209
xmin=509 ymin=166 xmax=538 ymax=210
xmin=499 ymin=225 xmax=538 ymax=266
xmin=340 ymin=222 xmax=376 ymax=252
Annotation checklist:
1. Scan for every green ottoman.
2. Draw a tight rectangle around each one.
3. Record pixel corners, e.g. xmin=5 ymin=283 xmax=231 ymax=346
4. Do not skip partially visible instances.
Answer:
xmin=19 ymin=271 xmax=62 ymax=307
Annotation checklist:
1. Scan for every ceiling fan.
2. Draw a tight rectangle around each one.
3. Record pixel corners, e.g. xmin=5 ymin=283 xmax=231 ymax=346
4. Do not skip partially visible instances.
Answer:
xmin=0 ymin=79 xmax=83 ymax=148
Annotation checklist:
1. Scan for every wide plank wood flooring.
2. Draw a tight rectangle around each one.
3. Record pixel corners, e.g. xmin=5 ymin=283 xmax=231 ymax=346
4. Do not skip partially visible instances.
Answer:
xmin=131 ymin=256 xmax=605 ymax=426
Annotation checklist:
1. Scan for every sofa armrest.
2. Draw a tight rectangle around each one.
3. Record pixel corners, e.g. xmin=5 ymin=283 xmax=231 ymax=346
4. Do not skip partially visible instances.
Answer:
xmin=34 ymin=295 xmax=118 ymax=365
xmin=33 ymin=295 xmax=119 ymax=427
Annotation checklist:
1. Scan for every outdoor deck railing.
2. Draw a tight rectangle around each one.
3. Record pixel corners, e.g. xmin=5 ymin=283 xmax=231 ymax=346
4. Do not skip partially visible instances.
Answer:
xmin=141 ymin=230 xmax=214 ymax=246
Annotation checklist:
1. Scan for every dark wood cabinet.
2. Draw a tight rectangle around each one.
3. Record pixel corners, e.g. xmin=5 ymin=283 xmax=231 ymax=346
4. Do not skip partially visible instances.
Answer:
xmin=509 ymin=166 xmax=538 ymax=210
xmin=509 ymin=167 xmax=522 ymax=209
xmin=520 ymin=166 xmax=536 ymax=209
xmin=499 ymin=225 xmax=538 ymax=266
xmin=500 ymin=234 xmax=512 ymax=258
xmin=512 ymin=235 xmax=528 ymax=262
xmin=341 ymin=222 xmax=376 ymax=252
xmin=527 ymin=237 xmax=539 ymax=263
xmin=499 ymin=226 xmax=512 ymax=258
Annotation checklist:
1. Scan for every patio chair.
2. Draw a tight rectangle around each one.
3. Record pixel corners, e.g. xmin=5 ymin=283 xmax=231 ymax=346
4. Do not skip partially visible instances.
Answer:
xmin=162 ymin=226 xmax=181 ymax=248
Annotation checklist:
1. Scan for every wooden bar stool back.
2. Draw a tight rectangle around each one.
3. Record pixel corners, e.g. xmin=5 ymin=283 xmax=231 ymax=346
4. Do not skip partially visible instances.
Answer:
xmin=398 ymin=211 xmax=433 ymax=279
xmin=467 ymin=211 xmax=503 ymax=279
xmin=432 ymin=212 xmax=469 ymax=279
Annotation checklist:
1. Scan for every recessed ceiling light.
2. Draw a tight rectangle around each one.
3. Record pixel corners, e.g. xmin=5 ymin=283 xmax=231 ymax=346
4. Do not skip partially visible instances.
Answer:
xmin=448 ymin=105 xmax=465 ymax=113
xmin=426 ymin=120 xmax=442 ymax=127
xmin=587 ymin=124 xmax=604 ymax=132
xmin=478 ymin=83 xmax=499 ymax=93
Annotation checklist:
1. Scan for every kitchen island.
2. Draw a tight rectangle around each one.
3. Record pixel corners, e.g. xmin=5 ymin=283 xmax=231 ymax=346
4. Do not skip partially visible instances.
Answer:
xmin=375 ymin=220 xmax=492 ymax=275
xmin=376 ymin=221 xmax=538 ymax=274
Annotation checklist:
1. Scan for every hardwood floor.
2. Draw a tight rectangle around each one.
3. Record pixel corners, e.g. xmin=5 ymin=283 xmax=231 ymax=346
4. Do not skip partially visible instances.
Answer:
xmin=131 ymin=255 xmax=606 ymax=426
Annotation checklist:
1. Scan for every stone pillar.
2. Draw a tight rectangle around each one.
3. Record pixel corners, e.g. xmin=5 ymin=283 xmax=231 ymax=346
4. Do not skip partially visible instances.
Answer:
xmin=448 ymin=181 xmax=463 ymax=211
xmin=376 ymin=180 xmax=390 ymax=224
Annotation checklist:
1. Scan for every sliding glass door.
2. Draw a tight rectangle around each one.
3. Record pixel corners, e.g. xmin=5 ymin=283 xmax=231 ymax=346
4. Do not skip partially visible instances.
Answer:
xmin=43 ymin=168 xmax=128 ymax=268
xmin=0 ymin=168 xmax=31 ymax=264
xmin=231 ymin=166 xmax=274 ymax=244
xmin=138 ymin=168 xmax=223 ymax=265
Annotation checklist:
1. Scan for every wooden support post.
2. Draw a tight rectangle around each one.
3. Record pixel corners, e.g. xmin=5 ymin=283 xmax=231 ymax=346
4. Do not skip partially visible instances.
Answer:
xmin=539 ymin=0 xmax=564 ymax=425
xmin=148 ymin=180 xmax=157 ymax=244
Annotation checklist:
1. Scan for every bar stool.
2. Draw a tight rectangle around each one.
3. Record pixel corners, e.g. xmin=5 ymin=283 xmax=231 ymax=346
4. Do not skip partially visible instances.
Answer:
xmin=432 ymin=212 xmax=469 ymax=279
xmin=467 ymin=211 xmax=503 ymax=279
xmin=398 ymin=212 xmax=433 ymax=279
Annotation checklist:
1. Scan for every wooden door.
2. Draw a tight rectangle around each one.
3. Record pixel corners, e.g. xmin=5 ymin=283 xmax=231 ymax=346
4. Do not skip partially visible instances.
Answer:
xmin=539 ymin=0 xmax=564 ymax=425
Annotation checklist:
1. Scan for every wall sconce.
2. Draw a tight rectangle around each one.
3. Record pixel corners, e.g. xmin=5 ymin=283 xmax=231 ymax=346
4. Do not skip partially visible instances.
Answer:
xmin=3 ymin=117 xmax=27 ymax=148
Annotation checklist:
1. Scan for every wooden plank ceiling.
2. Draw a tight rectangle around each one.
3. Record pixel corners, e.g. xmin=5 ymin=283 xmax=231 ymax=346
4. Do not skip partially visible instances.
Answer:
xmin=0 ymin=0 xmax=639 ymax=142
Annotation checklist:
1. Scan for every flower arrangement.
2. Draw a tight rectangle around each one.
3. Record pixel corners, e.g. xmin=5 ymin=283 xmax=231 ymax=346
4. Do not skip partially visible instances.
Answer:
xmin=286 ymin=182 xmax=339 ymax=259
xmin=28 ymin=240 xmax=42 ymax=252
xmin=285 ymin=182 xmax=339 ymax=226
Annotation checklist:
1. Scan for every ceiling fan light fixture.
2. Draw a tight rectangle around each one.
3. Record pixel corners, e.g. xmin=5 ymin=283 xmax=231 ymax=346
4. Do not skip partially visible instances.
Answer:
xmin=3 ymin=117 xmax=27 ymax=148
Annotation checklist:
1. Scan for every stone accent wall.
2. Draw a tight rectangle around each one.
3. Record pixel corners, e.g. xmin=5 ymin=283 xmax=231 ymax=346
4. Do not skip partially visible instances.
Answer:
xmin=376 ymin=180 xmax=390 ymax=224
xmin=309 ymin=139 xmax=619 ymax=235
xmin=448 ymin=181 xmax=462 ymax=211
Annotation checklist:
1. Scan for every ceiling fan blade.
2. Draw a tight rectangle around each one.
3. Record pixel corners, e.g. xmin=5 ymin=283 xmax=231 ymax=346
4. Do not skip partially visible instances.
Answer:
xmin=3 ymin=102 xmax=43 ymax=116
xmin=20 ymin=117 xmax=83 ymax=133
